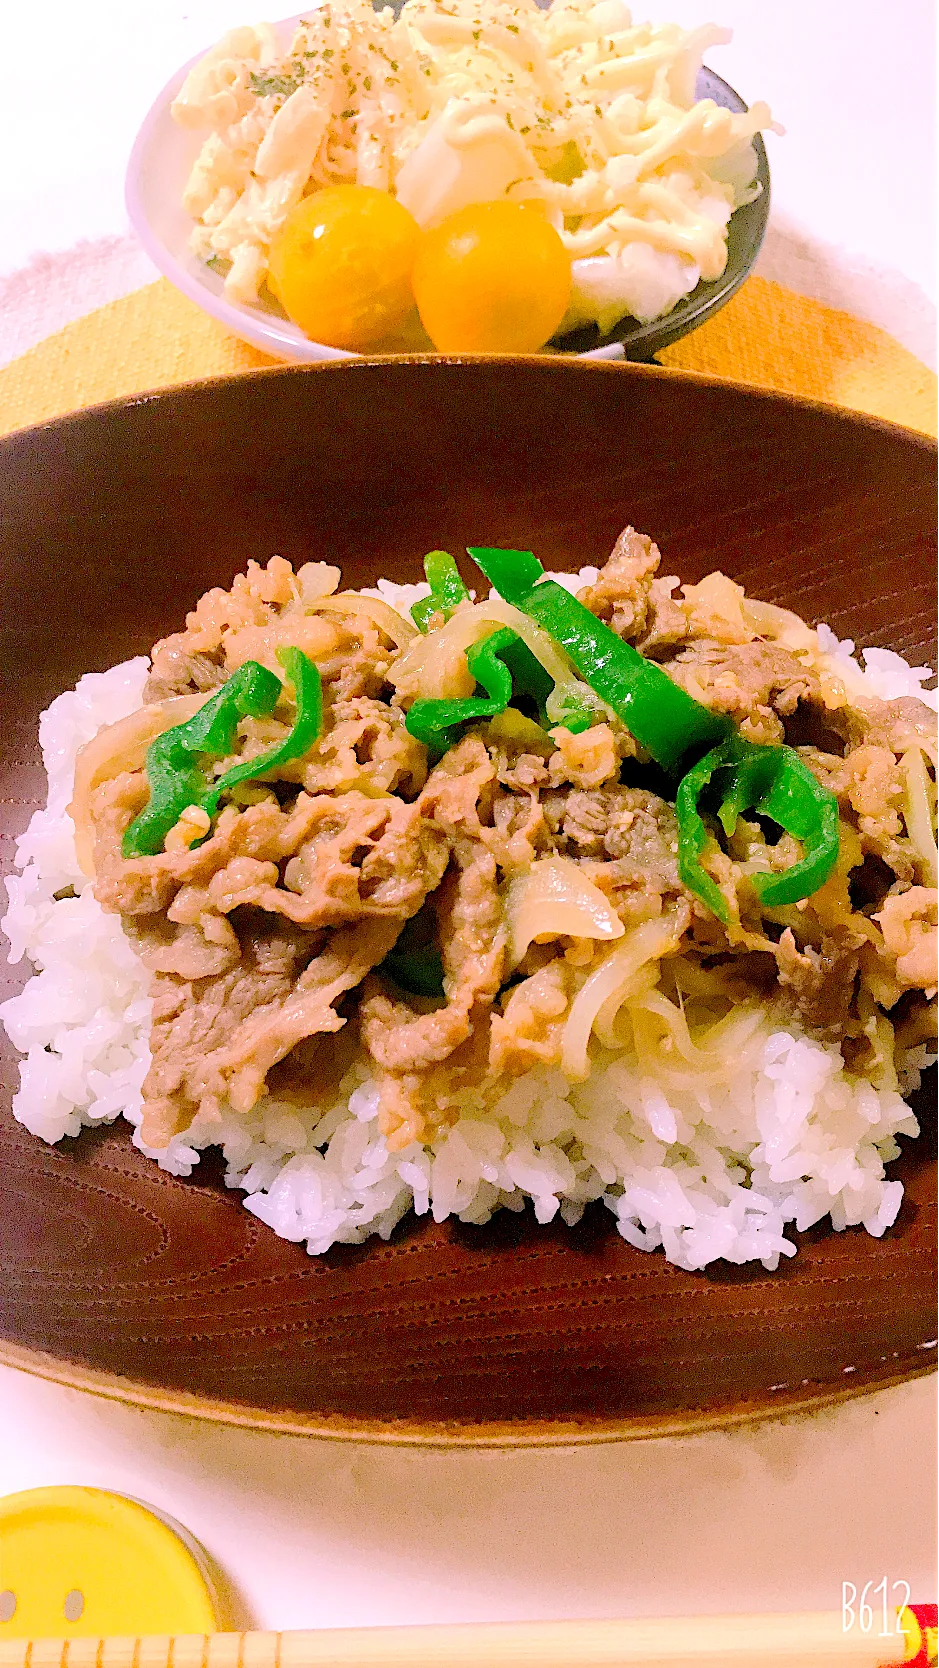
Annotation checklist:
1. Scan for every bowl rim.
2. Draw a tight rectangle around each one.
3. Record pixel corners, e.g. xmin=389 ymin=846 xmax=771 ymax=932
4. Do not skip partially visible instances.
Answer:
xmin=2 ymin=1337 xmax=933 ymax=1447
xmin=124 ymin=16 xmax=771 ymax=365
xmin=3 ymin=355 xmax=936 ymax=455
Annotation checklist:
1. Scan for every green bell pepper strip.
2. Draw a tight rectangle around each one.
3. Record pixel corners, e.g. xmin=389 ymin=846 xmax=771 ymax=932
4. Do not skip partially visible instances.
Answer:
xmin=544 ymin=686 xmax=595 ymax=735
xmin=496 ymin=631 xmax=553 ymax=711
xmin=122 ymin=659 xmax=282 ymax=858
xmin=200 ymin=645 xmax=323 ymax=818
xmin=406 ymin=616 xmax=593 ymax=753
xmin=411 ymin=550 xmax=471 ymax=631
xmin=675 ymin=734 xmax=840 ymax=923
xmin=122 ymin=648 xmax=323 ymax=859
xmin=467 ymin=546 xmax=731 ymax=772
xmin=405 ymin=628 xmax=516 ymax=754
xmin=490 ymin=628 xmax=596 ymax=729
xmin=411 ymin=548 xmax=597 ymax=735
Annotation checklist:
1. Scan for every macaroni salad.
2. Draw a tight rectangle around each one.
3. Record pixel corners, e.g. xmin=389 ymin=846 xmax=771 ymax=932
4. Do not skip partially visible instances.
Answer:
xmin=173 ymin=0 xmax=776 ymax=335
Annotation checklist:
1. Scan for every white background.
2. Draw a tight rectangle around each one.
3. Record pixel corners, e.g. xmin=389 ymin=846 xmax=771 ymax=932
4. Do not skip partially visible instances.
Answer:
xmin=0 ymin=0 xmax=936 ymax=1633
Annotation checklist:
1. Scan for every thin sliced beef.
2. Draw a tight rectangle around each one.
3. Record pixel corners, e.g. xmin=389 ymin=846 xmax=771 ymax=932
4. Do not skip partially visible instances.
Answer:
xmin=93 ymin=781 xmax=447 ymax=929
xmin=665 ymin=641 xmax=821 ymax=746
xmin=82 ymin=541 xmax=936 ymax=1160
xmin=578 ymin=526 xmax=661 ymax=641
xmin=357 ymin=739 xmax=508 ymax=1147
xmin=774 ymin=926 xmax=864 ymax=1040
xmin=140 ymin=914 xmax=402 ymax=1144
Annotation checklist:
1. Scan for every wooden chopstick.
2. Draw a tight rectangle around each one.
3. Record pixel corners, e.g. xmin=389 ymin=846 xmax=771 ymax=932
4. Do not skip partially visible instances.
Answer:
xmin=0 ymin=1614 xmax=908 ymax=1667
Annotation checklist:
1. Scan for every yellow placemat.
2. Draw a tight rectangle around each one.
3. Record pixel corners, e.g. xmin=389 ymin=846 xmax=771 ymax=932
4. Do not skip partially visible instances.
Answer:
xmin=0 ymin=272 xmax=935 ymax=439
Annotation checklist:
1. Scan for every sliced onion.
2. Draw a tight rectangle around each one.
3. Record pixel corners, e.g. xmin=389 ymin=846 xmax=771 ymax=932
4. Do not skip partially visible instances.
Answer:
xmin=745 ymin=598 xmax=818 ymax=652
xmin=682 ymin=572 xmax=751 ymax=642
xmin=387 ymin=601 xmax=490 ymax=699
xmin=560 ymin=912 xmax=684 ymax=1080
xmin=626 ymin=993 xmax=768 ymax=1092
xmin=294 ymin=561 xmax=342 ymax=602
xmin=592 ymin=962 xmax=660 ymax=1049
xmin=307 ymin=592 xmax=417 ymax=647
xmin=224 ymin=613 xmax=342 ymax=672
xmin=485 ymin=709 xmax=554 ymax=754
xmin=505 ymin=856 xmax=624 ymax=970
xmin=388 ymin=595 xmax=609 ymax=717
xmin=902 ymin=747 xmax=939 ymax=888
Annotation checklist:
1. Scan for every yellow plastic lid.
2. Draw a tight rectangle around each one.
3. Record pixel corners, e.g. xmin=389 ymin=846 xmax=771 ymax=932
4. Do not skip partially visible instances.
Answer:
xmin=0 ymin=1486 xmax=219 ymax=1638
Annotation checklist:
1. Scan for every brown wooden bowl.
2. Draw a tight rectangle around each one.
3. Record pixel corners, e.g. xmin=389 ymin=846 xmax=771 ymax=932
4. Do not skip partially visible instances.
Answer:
xmin=0 ymin=358 xmax=935 ymax=1444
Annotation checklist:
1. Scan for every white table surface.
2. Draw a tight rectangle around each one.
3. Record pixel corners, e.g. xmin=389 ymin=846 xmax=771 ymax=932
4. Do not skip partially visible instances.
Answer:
xmin=0 ymin=0 xmax=935 ymax=1633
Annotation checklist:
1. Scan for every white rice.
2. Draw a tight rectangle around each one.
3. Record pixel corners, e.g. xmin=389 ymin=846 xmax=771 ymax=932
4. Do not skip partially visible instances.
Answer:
xmin=1 ymin=601 xmax=933 ymax=1272
xmin=815 ymin=622 xmax=939 ymax=712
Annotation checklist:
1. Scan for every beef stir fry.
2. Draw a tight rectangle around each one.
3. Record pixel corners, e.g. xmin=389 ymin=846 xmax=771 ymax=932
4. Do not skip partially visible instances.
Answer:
xmin=71 ymin=531 xmax=938 ymax=1153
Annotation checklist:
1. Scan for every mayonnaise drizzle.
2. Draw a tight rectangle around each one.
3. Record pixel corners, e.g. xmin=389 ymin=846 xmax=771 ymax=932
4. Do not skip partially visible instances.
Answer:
xmin=175 ymin=0 xmax=778 ymax=331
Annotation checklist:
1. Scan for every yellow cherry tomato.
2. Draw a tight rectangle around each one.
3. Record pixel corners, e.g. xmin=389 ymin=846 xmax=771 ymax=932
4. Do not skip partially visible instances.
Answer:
xmin=268 ymin=185 xmax=420 ymax=351
xmin=412 ymin=201 xmax=572 ymax=353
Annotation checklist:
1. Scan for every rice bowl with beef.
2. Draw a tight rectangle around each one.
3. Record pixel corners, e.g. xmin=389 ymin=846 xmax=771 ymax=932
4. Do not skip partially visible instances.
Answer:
xmin=2 ymin=532 xmax=936 ymax=1272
